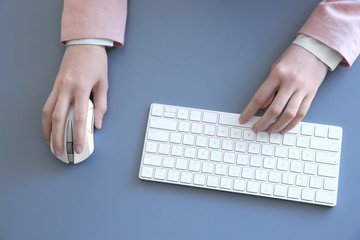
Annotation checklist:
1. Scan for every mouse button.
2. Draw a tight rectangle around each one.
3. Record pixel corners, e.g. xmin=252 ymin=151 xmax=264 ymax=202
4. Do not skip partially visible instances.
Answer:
xmin=66 ymin=120 xmax=73 ymax=142
xmin=86 ymin=109 xmax=94 ymax=133
xmin=67 ymin=154 xmax=74 ymax=164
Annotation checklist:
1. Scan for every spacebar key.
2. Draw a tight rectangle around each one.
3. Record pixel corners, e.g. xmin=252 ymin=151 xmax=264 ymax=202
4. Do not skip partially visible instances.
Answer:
xmin=149 ymin=117 xmax=177 ymax=131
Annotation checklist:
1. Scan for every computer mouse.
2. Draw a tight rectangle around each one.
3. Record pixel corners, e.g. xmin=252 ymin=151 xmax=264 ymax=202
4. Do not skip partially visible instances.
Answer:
xmin=50 ymin=99 xmax=94 ymax=164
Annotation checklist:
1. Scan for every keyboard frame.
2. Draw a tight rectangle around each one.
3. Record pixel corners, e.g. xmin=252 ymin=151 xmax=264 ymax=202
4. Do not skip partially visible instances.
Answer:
xmin=139 ymin=103 xmax=343 ymax=207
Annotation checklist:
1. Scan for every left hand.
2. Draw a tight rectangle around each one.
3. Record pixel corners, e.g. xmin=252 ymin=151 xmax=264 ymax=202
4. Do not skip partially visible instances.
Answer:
xmin=239 ymin=44 xmax=328 ymax=133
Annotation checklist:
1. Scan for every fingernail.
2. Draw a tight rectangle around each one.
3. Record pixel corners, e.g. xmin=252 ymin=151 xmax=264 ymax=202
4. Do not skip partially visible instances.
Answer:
xmin=239 ymin=116 xmax=245 ymax=124
xmin=75 ymin=145 xmax=82 ymax=154
xmin=97 ymin=117 xmax=103 ymax=129
xmin=55 ymin=149 xmax=61 ymax=156
xmin=252 ymin=126 xmax=258 ymax=132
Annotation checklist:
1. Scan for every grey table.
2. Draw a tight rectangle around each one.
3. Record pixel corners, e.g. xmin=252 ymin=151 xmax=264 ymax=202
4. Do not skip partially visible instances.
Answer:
xmin=1 ymin=0 xmax=360 ymax=239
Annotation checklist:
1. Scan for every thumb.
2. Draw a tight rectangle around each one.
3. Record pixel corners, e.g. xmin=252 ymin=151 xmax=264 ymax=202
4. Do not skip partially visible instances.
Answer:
xmin=92 ymin=80 xmax=108 ymax=129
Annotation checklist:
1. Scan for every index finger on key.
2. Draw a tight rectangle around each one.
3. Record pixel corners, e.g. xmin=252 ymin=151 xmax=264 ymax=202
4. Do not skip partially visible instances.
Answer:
xmin=240 ymin=78 xmax=278 ymax=124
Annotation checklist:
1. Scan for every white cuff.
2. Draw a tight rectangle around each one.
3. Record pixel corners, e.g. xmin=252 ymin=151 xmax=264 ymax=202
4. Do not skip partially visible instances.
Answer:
xmin=65 ymin=38 xmax=114 ymax=47
xmin=292 ymin=34 xmax=342 ymax=71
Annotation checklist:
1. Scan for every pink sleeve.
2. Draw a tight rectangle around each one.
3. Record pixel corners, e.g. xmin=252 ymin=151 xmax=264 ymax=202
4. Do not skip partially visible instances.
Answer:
xmin=299 ymin=0 xmax=360 ymax=67
xmin=61 ymin=0 xmax=127 ymax=46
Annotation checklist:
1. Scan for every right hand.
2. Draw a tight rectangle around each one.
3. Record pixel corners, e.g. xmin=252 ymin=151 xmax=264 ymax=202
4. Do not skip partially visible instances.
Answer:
xmin=42 ymin=44 xmax=108 ymax=156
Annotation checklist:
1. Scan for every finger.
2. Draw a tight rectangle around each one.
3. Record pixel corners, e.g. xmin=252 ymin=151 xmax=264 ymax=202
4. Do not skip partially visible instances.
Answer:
xmin=73 ymin=95 xmax=90 ymax=154
xmin=260 ymin=92 xmax=275 ymax=109
xmin=51 ymin=94 xmax=71 ymax=156
xmin=280 ymin=95 xmax=313 ymax=134
xmin=92 ymin=80 xmax=108 ymax=129
xmin=240 ymin=77 xmax=278 ymax=124
xmin=266 ymin=91 xmax=304 ymax=132
xmin=252 ymin=88 xmax=293 ymax=132
xmin=42 ymin=89 xmax=59 ymax=146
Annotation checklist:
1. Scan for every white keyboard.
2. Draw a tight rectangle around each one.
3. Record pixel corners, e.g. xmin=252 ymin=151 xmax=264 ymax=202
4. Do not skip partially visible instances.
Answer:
xmin=139 ymin=103 xmax=342 ymax=206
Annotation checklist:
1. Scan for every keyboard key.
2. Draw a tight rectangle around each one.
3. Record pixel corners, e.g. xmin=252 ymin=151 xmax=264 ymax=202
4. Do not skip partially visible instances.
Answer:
xmin=154 ymin=169 xmax=166 ymax=180
xmin=263 ymin=157 xmax=276 ymax=169
xmin=202 ymin=162 xmax=214 ymax=173
xmin=177 ymin=109 xmax=189 ymax=120
xmin=167 ymin=170 xmax=180 ymax=182
xmin=277 ymin=159 xmax=289 ymax=171
xmin=256 ymin=131 xmax=269 ymax=142
xmin=302 ymin=149 xmax=315 ymax=161
xmin=178 ymin=122 xmax=190 ymax=132
xmin=230 ymin=128 xmax=242 ymax=139
xmin=301 ymin=124 xmax=313 ymax=136
xmin=328 ymin=127 xmax=342 ymax=139
xmin=217 ymin=126 xmax=229 ymax=137
xmin=274 ymin=185 xmax=286 ymax=197
xmin=215 ymin=164 xmax=228 ymax=175
xmin=204 ymin=125 xmax=216 ymax=136
xmin=207 ymin=176 xmax=219 ymax=187
xmin=190 ymin=110 xmax=202 ymax=121
xmin=189 ymin=160 xmax=201 ymax=172
xmin=184 ymin=147 xmax=196 ymax=158
xmin=324 ymin=178 xmax=337 ymax=191
xmin=151 ymin=105 xmax=163 ymax=116
xmin=145 ymin=142 xmax=157 ymax=153
xmin=150 ymin=117 xmax=177 ymax=131
xmin=296 ymin=136 xmax=309 ymax=148
xmin=315 ymin=191 xmax=336 ymax=204
xmin=158 ymin=144 xmax=170 ymax=154
xmin=180 ymin=172 xmax=192 ymax=184
xmin=193 ymin=174 xmax=206 ymax=185
xmin=310 ymin=177 xmax=323 ymax=189
xmin=314 ymin=125 xmax=328 ymax=138
xmin=275 ymin=146 xmax=287 ymax=158
xmin=196 ymin=136 xmax=208 ymax=147
xmin=261 ymin=145 xmax=274 ymax=156
xmin=220 ymin=178 xmax=232 ymax=189
xmin=209 ymin=138 xmax=221 ymax=149
xmin=255 ymin=169 xmax=267 ymax=181
xmin=141 ymin=166 xmax=154 ymax=178
xmin=175 ymin=158 xmax=188 ymax=170
xmin=203 ymin=112 xmax=217 ymax=123
xmin=237 ymin=154 xmax=249 ymax=166
xmin=163 ymin=157 xmax=175 ymax=168
xmin=143 ymin=155 xmax=162 ymax=166
xmin=210 ymin=150 xmax=222 ymax=162
xmin=243 ymin=129 xmax=255 ymax=141
xmin=197 ymin=149 xmax=209 ymax=160
xmin=148 ymin=129 xmax=169 ymax=142
xmin=316 ymin=152 xmax=338 ymax=165
xmin=183 ymin=134 xmax=195 ymax=145
xmin=170 ymin=132 xmax=182 ymax=144
xmin=268 ymin=171 xmax=281 ymax=183
xmin=310 ymin=138 xmax=340 ymax=152
xmin=296 ymin=175 xmax=308 ymax=187
xmin=269 ymin=133 xmax=282 ymax=144
xmin=260 ymin=183 xmax=273 ymax=195
xmin=250 ymin=156 xmax=262 ymax=167
xmin=282 ymin=173 xmax=295 ymax=185
xmin=191 ymin=123 xmax=203 ymax=134
xmin=290 ymin=161 xmax=303 ymax=173
xmin=318 ymin=164 xmax=338 ymax=178
xmin=248 ymin=143 xmax=261 ymax=154
xmin=222 ymin=139 xmax=234 ymax=151
xmin=288 ymin=187 xmax=300 ymax=199
xmin=304 ymin=163 xmax=317 ymax=175
xmin=242 ymin=167 xmax=254 ymax=179
xmin=301 ymin=189 xmax=314 ymax=201
xmin=234 ymin=179 xmax=246 ymax=191
xmin=283 ymin=134 xmax=296 ymax=146
xmin=223 ymin=152 xmax=236 ymax=164
xmin=247 ymin=181 xmax=259 ymax=193
xmin=235 ymin=141 xmax=247 ymax=152
xmin=228 ymin=166 xmax=241 ymax=177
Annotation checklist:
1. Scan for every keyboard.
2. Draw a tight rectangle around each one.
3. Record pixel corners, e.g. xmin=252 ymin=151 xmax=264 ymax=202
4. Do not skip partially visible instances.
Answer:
xmin=139 ymin=103 xmax=343 ymax=206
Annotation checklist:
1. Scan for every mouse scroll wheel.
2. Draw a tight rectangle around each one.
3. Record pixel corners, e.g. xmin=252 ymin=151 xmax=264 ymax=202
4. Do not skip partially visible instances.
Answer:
xmin=66 ymin=120 xmax=73 ymax=154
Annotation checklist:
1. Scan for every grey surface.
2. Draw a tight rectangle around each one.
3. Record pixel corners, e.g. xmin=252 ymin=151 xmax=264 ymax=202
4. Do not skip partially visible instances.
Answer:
xmin=1 ymin=0 xmax=360 ymax=239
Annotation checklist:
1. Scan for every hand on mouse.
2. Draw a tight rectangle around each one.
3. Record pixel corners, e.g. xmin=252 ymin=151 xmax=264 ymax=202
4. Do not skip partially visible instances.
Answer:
xmin=42 ymin=44 xmax=108 ymax=156
xmin=239 ymin=44 xmax=328 ymax=133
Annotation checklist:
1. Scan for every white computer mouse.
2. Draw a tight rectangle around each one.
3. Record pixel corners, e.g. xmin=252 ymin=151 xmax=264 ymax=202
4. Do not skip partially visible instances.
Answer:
xmin=50 ymin=99 xmax=94 ymax=164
